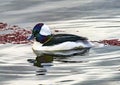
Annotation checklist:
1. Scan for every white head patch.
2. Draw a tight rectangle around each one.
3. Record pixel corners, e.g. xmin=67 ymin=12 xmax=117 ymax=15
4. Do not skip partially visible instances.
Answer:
xmin=39 ymin=24 xmax=52 ymax=36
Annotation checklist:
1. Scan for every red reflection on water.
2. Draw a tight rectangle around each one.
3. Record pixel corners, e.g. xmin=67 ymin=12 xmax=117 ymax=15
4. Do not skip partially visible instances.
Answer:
xmin=0 ymin=22 xmax=120 ymax=46
xmin=0 ymin=22 xmax=32 ymax=44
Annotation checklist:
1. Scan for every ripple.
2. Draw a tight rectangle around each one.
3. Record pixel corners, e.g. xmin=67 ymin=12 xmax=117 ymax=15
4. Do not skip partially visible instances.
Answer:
xmin=0 ymin=0 xmax=120 ymax=85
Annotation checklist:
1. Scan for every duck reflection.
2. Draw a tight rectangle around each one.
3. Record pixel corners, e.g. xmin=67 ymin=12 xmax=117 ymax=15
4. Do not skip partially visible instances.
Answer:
xmin=27 ymin=54 xmax=54 ymax=75
xmin=34 ymin=54 xmax=53 ymax=67
xmin=28 ymin=48 xmax=90 ymax=67
xmin=27 ymin=51 xmax=89 ymax=75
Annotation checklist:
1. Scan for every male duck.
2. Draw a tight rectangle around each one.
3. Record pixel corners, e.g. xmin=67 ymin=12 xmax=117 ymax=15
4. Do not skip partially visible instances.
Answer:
xmin=28 ymin=23 xmax=93 ymax=56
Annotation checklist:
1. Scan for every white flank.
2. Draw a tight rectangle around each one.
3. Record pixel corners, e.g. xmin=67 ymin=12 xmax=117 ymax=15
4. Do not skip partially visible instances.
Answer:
xmin=32 ymin=40 xmax=93 ymax=51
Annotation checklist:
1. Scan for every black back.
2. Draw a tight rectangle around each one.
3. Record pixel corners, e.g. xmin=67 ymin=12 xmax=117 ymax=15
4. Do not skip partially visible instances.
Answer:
xmin=43 ymin=34 xmax=88 ymax=46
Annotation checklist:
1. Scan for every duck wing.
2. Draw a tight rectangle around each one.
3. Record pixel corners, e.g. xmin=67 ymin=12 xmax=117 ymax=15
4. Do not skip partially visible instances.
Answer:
xmin=43 ymin=34 xmax=88 ymax=46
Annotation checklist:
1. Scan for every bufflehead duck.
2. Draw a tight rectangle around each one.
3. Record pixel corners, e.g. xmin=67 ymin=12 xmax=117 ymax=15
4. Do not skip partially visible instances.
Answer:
xmin=28 ymin=23 xmax=93 ymax=56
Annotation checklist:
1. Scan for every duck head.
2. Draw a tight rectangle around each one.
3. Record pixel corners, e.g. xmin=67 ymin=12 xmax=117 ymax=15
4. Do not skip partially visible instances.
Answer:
xmin=28 ymin=23 xmax=52 ymax=43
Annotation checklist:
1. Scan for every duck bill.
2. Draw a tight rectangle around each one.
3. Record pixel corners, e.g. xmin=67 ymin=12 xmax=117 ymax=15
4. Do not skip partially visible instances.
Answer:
xmin=27 ymin=34 xmax=34 ymax=40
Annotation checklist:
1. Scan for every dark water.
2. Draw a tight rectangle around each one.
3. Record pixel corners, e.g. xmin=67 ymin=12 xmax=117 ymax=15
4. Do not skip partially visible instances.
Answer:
xmin=0 ymin=0 xmax=120 ymax=85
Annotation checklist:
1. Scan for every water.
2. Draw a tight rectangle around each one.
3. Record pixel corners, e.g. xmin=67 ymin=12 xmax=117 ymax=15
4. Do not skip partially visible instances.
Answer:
xmin=0 ymin=0 xmax=120 ymax=85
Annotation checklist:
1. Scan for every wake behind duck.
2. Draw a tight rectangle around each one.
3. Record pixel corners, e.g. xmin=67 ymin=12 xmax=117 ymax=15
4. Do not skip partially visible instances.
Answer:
xmin=28 ymin=23 xmax=93 ymax=56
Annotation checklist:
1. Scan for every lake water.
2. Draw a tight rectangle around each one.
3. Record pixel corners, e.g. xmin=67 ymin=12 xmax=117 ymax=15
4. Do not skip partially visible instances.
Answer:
xmin=0 ymin=0 xmax=120 ymax=85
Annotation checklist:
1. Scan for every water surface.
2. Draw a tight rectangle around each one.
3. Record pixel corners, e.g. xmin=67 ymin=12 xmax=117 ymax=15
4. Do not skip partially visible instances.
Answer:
xmin=0 ymin=0 xmax=120 ymax=85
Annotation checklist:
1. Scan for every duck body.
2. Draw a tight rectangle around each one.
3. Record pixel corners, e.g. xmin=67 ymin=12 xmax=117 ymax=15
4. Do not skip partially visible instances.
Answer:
xmin=28 ymin=23 xmax=93 ymax=56
xmin=32 ymin=34 xmax=93 ymax=56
